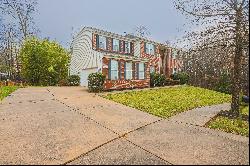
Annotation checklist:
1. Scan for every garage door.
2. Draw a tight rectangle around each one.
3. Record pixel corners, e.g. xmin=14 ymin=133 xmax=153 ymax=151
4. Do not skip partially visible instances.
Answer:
xmin=80 ymin=68 xmax=98 ymax=86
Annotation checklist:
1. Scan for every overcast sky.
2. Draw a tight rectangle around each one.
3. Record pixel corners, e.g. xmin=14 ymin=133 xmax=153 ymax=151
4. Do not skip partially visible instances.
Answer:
xmin=34 ymin=0 xmax=187 ymax=48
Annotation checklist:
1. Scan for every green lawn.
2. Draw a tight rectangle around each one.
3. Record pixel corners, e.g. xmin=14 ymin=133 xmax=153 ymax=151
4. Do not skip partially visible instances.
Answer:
xmin=241 ymin=103 xmax=249 ymax=116
xmin=207 ymin=104 xmax=249 ymax=137
xmin=0 ymin=86 xmax=18 ymax=101
xmin=104 ymin=86 xmax=231 ymax=118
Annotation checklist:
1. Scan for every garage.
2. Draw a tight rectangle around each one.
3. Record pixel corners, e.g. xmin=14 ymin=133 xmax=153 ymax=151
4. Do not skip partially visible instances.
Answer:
xmin=80 ymin=68 xmax=98 ymax=86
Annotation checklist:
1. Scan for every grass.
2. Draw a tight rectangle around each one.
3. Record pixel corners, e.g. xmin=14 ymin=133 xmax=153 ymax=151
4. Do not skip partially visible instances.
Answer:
xmin=104 ymin=85 xmax=231 ymax=118
xmin=241 ymin=103 xmax=249 ymax=116
xmin=207 ymin=104 xmax=249 ymax=137
xmin=0 ymin=86 xmax=18 ymax=101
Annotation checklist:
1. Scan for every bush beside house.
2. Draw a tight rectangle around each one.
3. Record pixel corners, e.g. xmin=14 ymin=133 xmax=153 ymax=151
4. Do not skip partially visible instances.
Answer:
xmin=150 ymin=72 xmax=166 ymax=87
xmin=58 ymin=75 xmax=80 ymax=86
xmin=88 ymin=73 xmax=105 ymax=92
xmin=67 ymin=75 xmax=80 ymax=86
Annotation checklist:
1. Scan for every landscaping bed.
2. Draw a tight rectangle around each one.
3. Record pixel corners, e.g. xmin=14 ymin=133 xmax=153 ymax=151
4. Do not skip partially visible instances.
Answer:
xmin=103 ymin=85 xmax=231 ymax=118
xmin=0 ymin=86 xmax=18 ymax=101
xmin=206 ymin=104 xmax=249 ymax=137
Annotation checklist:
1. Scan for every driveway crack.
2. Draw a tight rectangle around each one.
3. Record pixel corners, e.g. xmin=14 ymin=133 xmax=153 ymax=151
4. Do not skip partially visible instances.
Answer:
xmin=46 ymin=88 xmax=173 ymax=165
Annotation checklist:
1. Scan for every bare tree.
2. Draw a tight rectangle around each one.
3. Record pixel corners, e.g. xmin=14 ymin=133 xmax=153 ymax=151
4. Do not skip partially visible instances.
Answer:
xmin=0 ymin=0 xmax=38 ymax=40
xmin=133 ymin=25 xmax=151 ymax=38
xmin=175 ymin=0 xmax=249 ymax=116
xmin=0 ymin=0 xmax=38 ymax=80
xmin=0 ymin=24 xmax=19 ymax=79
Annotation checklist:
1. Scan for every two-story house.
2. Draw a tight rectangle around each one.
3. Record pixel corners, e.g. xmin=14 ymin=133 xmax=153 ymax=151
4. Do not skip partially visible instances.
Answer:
xmin=70 ymin=27 xmax=182 ymax=90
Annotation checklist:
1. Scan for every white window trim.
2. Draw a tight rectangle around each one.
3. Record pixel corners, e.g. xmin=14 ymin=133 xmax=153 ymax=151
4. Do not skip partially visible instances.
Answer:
xmin=99 ymin=36 xmax=106 ymax=49
xmin=125 ymin=42 xmax=131 ymax=54
xmin=113 ymin=39 xmax=119 ymax=52
xmin=146 ymin=43 xmax=155 ymax=55
xmin=110 ymin=60 xmax=118 ymax=80
xmin=138 ymin=63 xmax=145 ymax=79
xmin=125 ymin=62 xmax=133 ymax=80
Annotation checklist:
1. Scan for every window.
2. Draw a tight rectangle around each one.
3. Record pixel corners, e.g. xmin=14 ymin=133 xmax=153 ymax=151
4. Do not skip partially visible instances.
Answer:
xmin=113 ymin=39 xmax=119 ymax=52
xmin=125 ymin=62 xmax=133 ymax=80
xmin=150 ymin=66 xmax=155 ymax=74
xmin=138 ymin=63 xmax=145 ymax=79
xmin=145 ymin=43 xmax=155 ymax=55
xmin=124 ymin=42 xmax=131 ymax=53
xmin=173 ymin=68 xmax=177 ymax=74
xmin=110 ymin=60 xmax=118 ymax=80
xmin=172 ymin=50 xmax=177 ymax=59
xmin=99 ymin=36 xmax=106 ymax=49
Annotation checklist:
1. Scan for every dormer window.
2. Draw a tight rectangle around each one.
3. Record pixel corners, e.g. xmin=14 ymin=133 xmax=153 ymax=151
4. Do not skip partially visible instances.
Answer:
xmin=99 ymin=36 xmax=106 ymax=49
xmin=125 ymin=42 xmax=131 ymax=54
xmin=145 ymin=43 xmax=155 ymax=55
xmin=113 ymin=39 xmax=119 ymax=52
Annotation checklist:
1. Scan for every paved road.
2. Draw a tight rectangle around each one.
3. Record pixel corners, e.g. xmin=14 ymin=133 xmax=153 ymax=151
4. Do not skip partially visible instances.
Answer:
xmin=0 ymin=87 xmax=248 ymax=165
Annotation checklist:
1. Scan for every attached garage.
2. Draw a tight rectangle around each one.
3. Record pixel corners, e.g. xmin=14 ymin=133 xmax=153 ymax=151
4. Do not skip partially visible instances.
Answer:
xmin=80 ymin=68 xmax=98 ymax=86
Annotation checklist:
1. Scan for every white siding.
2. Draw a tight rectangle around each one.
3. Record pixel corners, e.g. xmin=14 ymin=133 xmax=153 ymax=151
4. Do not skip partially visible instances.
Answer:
xmin=70 ymin=28 xmax=104 ymax=76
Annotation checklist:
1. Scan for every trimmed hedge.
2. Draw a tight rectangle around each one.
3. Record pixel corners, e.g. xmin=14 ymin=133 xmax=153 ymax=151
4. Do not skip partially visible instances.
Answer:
xmin=88 ymin=72 xmax=106 ymax=92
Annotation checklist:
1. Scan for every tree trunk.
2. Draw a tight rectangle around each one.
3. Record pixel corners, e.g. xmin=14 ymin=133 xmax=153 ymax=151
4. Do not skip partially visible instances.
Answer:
xmin=231 ymin=8 xmax=244 ymax=116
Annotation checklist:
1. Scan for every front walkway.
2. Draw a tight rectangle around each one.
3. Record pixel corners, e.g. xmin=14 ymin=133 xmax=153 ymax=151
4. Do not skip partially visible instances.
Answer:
xmin=0 ymin=87 xmax=248 ymax=165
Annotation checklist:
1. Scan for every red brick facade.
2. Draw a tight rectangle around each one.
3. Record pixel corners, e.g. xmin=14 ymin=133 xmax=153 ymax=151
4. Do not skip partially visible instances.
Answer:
xmin=102 ymin=57 xmax=150 ymax=90
xmin=140 ymin=42 xmax=161 ymax=73
xmin=91 ymin=32 xmax=182 ymax=90
xmin=92 ymin=33 xmax=134 ymax=56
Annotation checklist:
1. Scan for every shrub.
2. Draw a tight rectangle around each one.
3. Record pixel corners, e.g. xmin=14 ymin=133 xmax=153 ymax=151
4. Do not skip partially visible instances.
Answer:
xmin=88 ymin=72 xmax=105 ymax=92
xmin=165 ymin=79 xmax=180 ymax=86
xmin=67 ymin=75 xmax=80 ymax=86
xmin=19 ymin=37 xmax=70 ymax=86
xmin=58 ymin=79 xmax=69 ymax=86
xmin=150 ymin=72 xmax=167 ymax=87
xmin=170 ymin=72 xmax=189 ymax=85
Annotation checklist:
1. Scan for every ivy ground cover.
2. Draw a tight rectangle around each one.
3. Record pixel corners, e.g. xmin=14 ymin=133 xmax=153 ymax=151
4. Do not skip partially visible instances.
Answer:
xmin=0 ymin=86 xmax=18 ymax=101
xmin=104 ymin=86 xmax=231 ymax=118
xmin=207 ymin=103 xmax=249 ymax=137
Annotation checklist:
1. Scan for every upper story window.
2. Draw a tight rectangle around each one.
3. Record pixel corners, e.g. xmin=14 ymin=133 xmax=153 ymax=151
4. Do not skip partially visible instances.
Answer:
xmin=125 ymin=62 xmax=133 ymax=80
xmin=110 ymin=60 xmax=119 ymax=80
xmin=124 ymin=42 xmax=131 ymax=54
xmin=138 ymin=63 xmax=145 ymax=79
xmin=145 ymin=43 xmax=155 ymax=55
xmin=113 ymin=39 xmax=119 ymax=52
xmin=99 ymin=36 xmax=106 ymax=49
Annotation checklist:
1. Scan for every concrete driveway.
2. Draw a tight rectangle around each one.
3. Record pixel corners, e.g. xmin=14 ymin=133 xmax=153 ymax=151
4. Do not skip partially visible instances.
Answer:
xmin=0 ymin=87 xmax=248 ymax=165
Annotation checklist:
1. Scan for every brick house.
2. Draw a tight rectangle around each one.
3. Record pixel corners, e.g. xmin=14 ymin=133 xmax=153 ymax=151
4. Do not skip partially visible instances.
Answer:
xmin=70 ymin=27 xmax=182 ymax=90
